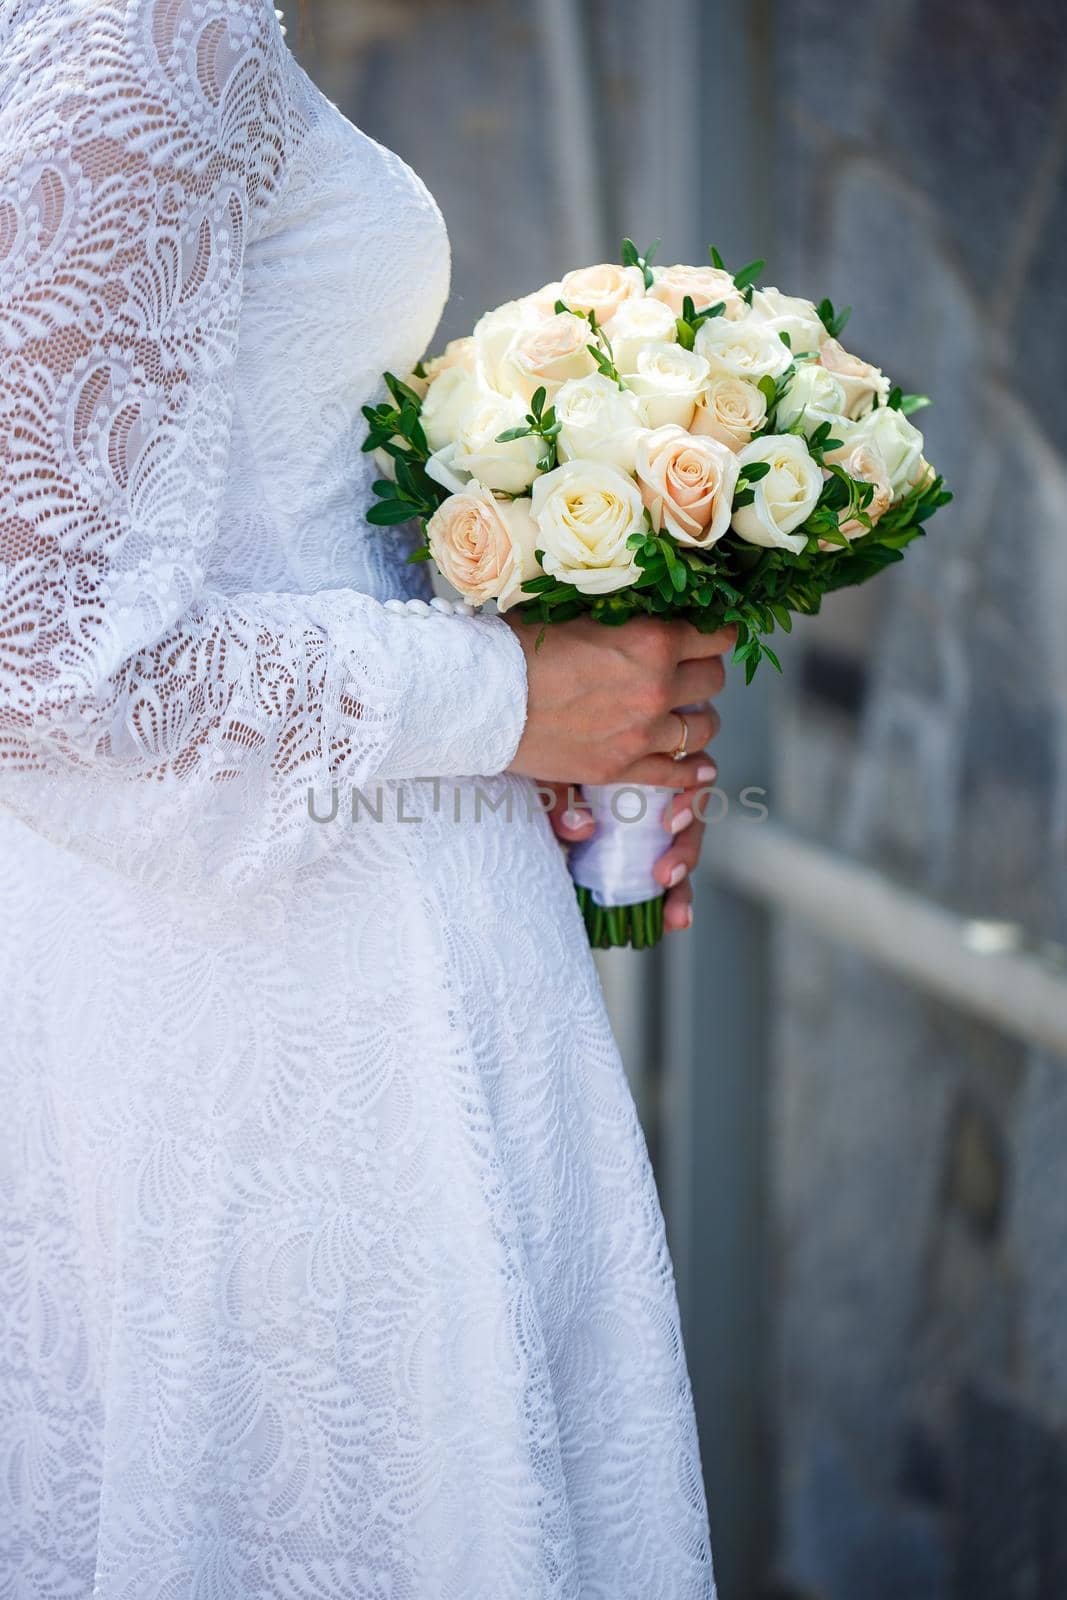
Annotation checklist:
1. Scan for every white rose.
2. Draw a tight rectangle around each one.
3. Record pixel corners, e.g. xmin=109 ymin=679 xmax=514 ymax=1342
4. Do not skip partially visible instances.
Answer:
xmin=635 ymin=425 xmax=739 ymax=548
xmin=818 ymin=337 xmax=891 ymax=419
xmin=834 ymin=405 xmax=925 ymax=497
xmin=558 ymin=262 xmax=645 ymax=325
xmin=500 ymin=311 xmax=597 ymax=402
xmin=421 ymin=366 xmax=481 ymax=452
xmin=732 ymin=434 xmax=823 ymax=554
xmin=604 ymin=295 xmax=679 ymax=372
xmin=775 ymin=362 xmax=848 ymax=436
xmin=426 ymin=484 xmax=541 ymax=610
xmin=695 ymin=315 xmax=793 ymax=382
xmin=452 ymin=392 xmax=542 ymax=495
xmin=554 ymin=374 xmax=646 ymax=473
xmin=531 ymin=459 xmax=644 ymax=594
xmin=647 ymin=264 xmax=747 ymax=321
xmin=747 ymin=286 xmax=825 ymax=353
xmin=624 ymin=341 xmax=711 ymax=429
xmin=690 ymin=376 xmax=768 ymax=451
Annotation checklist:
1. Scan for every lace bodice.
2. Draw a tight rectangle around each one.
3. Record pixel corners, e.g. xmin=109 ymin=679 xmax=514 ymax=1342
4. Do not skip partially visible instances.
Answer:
xmin=0 ymin=0 xmax=527 ymax=889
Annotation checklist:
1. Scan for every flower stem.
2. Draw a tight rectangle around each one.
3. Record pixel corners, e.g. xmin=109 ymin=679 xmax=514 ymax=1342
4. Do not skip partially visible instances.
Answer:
xmin=575 ymin=886 xmax=667 ymax=950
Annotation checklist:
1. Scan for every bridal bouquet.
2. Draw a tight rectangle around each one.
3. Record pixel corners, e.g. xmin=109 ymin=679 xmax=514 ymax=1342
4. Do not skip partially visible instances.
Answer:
xmin=362 ymin=241 xmax=951 ymax=948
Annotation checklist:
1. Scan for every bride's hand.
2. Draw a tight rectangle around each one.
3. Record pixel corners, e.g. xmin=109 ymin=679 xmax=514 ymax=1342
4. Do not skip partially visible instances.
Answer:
xmin=504 ymin=615 xmax=734 ymax=787
xmin=542 ymin=770 xmax=716 ymax=934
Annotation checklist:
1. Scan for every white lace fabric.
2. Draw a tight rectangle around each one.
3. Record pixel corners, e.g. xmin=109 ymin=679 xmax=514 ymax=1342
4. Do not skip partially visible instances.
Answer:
xmin=0 ymin=2 xmax=716 ymax=1594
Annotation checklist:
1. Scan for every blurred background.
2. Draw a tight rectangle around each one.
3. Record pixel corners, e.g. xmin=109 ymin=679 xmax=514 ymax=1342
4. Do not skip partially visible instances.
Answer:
xmin=295 ymin=3 xmax=1067 ymax=1595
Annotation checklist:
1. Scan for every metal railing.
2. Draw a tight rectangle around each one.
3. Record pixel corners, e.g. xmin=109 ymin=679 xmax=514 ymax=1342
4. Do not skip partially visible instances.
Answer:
xmin=706 ymin=818 xmax=1067 ymax=1058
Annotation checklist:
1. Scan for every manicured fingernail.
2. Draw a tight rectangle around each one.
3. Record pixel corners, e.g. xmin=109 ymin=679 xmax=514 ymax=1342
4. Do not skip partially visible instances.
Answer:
xmin=684 ymin=903 xmax=694 ymax=928
xmin=668 ymin=862 xmax=688 ymax=887
xmin=670 ymin=807 xmax=693 ymax=835
xmin=561 ymin=808 xmax=587 ymax=830
xmin=696 ymin=764 xmax=717 ymax=784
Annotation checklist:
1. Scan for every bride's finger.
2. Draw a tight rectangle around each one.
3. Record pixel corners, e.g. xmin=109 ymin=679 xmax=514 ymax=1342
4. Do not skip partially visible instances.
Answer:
xmin=655 ymin=806 xmax=705 ymax=889
xmin=540 ymin=781 xmax=596 ymax=841
xmin=652 ymin=704 xmax=721 ymax=758
xmin=664 ymin=876 xmax=694 ymax=933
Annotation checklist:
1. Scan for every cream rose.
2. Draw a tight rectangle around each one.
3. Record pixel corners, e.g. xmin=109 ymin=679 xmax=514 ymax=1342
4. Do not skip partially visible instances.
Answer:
xmin=522 ymin=280 xmax=565 ymax=317
xmin=775 ymin=361 xmax=848 ymax=436
xmin=648 ymin=264 xmax=746 ymax=321
xmin=731 ymin=434 xmax=822 ymax=554
xmin=695 ymin=316 xmax=793 ymax=382
xmin=818 ymin=338 xmax=891 ymax=418
xmin=691 ymin=376 xmax=768 ymax=451
xmin=446 ymin=392 xmax=542 ymax=495
xmin=747 ymin=286 xmax=825 ymax=353
xmin=835 ymin=405 xmax=925 ymax=497
xmin=553 ymin=374 xmax=646 ymax=474
xmin=423 ymin=336 xmax=476 ymax=384
xmin=472 ymin=298 xmax=539 ymax=393
xmin=500 ymin=311 xmax=597 ymax=402
xmin=624 ymin=341 xmax=711 ymax=429
xmin=558 ymin=262 xmax=644 ymax=325
xmin=604 ymin=294 xmax=679 ymax=372
xmin=426 ymin=484 xmax=541 ymax=610
xmin=531 ymin=459 xmax=644 ymax=594
xmin=421 ymin=366 xmax=481 ymax=452
xmin=635 ymin=425 xmax=739 ymax=548
xmin=823 ymin=441 xmax=893 ymax=540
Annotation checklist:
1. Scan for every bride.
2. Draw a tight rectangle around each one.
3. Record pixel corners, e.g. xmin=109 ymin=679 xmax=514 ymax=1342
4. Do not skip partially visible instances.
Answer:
xmin=0 ymin=2 xmax=732 ymax=1593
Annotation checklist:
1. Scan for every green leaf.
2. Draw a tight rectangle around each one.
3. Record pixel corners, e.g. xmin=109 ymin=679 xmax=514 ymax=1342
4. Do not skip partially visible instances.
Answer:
xmin=710 ymin=244 xmax=726 ymax=270
xmin=816 ymin=298 xmax=852 ymax=339
xmin=732 ymin=257 xmax=765 ymax=291
xmin=900 ymin=393 xmax=931 ymax=415
xmin=367 ymin=500 xmax=419 ymax=526
xmin=406 ymin=546 xmax=432 ymax=563
xmin=385 ymin=371 xmax=423 ymax=408
xmin=739 ymin=461 xmax=771 ymax=483
xmin=757 ymin=375 xmax=778 ymax=407
xmin=495 ymin=425 xmax=534 ymax=442
xmin=530 ymin=386 xmax=547 ymax=420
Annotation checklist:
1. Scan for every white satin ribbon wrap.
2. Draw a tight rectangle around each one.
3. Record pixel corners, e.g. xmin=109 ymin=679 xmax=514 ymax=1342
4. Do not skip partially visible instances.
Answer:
xmin=568 ymin=703 xmax=704 ymax=908
xmin=568 ymin=783 xmax=674 ymax=908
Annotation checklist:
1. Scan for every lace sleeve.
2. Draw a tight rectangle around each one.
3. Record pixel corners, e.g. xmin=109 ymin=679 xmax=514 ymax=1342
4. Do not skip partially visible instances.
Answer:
xmin=0 ymin=0 xmax=528 ymax=888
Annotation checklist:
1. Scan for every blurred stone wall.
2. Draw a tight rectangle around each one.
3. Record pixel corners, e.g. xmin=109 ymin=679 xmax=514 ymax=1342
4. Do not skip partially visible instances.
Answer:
xmin=769 ymin=3 xmax=1067 ymax=1596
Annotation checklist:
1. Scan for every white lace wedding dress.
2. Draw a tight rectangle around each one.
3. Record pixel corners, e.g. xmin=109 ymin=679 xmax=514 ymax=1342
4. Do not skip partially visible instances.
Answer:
xmin=0 ymin=3 xmax=715 ymax=1594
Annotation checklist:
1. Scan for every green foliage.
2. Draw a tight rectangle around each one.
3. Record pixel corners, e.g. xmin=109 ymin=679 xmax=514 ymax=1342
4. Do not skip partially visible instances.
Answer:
xmin=494 ymin=384 xmax=563 ymax=471
xmin=621 ymin=236 xmax=661 ymax=289
xmin=675 ymin=294 xmax=726 ymax=351
xmin=361 ymin=371 xmax=448 ymax=528
xmin=816 ymin=297 xmax=852 ymax=339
